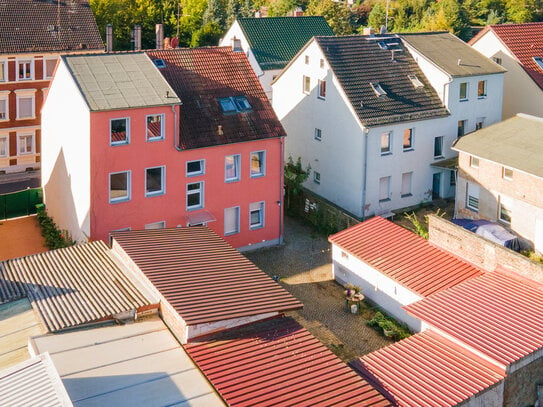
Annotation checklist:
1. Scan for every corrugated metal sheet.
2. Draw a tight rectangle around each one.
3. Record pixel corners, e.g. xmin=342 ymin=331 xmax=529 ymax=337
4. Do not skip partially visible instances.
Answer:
xmin=329 ymin=217 xmax=483 ymax=297
xmin=185 ymin=316 xmax=391 ymax=407
xmin=112 ymin=227 xmax=302 ymax=325
xmin=354 ymin=330 xmax=506 ymax=407
xmin=0 ymin=353 xmax=73 ymax=407
xmin=0 ymin=241 xmax=156 ymax=332
xmin=405 ymin=269 xmax=543 ymax=366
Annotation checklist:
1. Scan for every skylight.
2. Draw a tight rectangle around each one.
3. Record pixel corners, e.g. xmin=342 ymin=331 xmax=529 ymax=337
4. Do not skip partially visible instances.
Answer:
xmin=370 ymin=82 xmax=387 ymax=97
xmin=234 ymin=96 xmax=252 ymax=111
xmin=153 ymin=59 xmax=166 ymax=69
xmin=408 ymin=75 xmax=424 ymax=89
xmin=218 ymin=98 xmax=237 ymax=113
xmin=218 ymin=96 xmax=252 ymax=114
xmin=534 ymin=57 xmax=543 ymax=70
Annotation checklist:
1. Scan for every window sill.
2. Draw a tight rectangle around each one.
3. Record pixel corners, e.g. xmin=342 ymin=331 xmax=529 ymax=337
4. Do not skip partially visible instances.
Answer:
xmin=434 ymin=155 xmax=444 ymax=160
xmin=250 ymin=225 xmax=264 ymax=230
xmin=403 ymin=148 xmax=414 ymax=153
xmin=401 ymin=193 xmax=412 ymax=198
xmin=379 ymin=198 xmax=391 ymax=203
xmin=110 ymin=142 xmax=130 ymax=146
xmin=250 ymin=174 xmax=265 ymax=179
xmin=459 ymin=98 xmax=469 ymax=102
xmin=110 ymin=198 xmax=131 ymax=204
xmin=225 ymin=179 xmax=240 ymax=183
xmin=317 ymin=96 xmax=326 ymax=100
xmin=146 ymin=137 xmax=164 ymax=142
xmin=186 ymin=206 xmax=204 ymax=212
xmin=145 ymin=191 xmax=165 ymax=198
xmin=187 ymin=173 xmax=205 ymax=178
xmin=380 ymin=152 xmax=392 ymax=156
xmin=477 ymin=96 xmax=487 ymax=99
xmin=225 ymin=230 xmax=240 ymax=236
xmin=16 ymin=117 xmax=36 ymax=121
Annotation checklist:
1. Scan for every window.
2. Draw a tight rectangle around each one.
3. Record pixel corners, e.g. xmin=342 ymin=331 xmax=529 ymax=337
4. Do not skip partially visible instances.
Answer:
xmin=381 ymin=132 xmax=391 ymax=155
xmin=459 ymin=82 xmax=468 ymax=100
xmin=534 ymin=57 xmax=543 ymax=70
xmin=499 ymin=195 xmax=512 ymax=223
xmin=434 ymin=136 xmax=443 ymax=158
xmin=303 ymin=75 xmax=310 ymax=94
xmin=401 ymin=172 xmax=412 ymax=197
xmin=224 ymin=206 xmax=240 ymax=235
xmin=470 ymin=156 xmax=479 ymax=168
xmin=218 ymin=97 xmax=236 ymax=113
xmin=18 ymin=133 xmax=33 ymax=155
xmin=0 ymin=135 xmax=8 ymax=157
xmin=225 ymin=154 xmax=240 ymax=181
xmin=379 ymin=176 xmax=391 ymax=202
xmin=0 ymin=61 xmax=6 ymax=82
xmin=457 ymin=120 xmax=466 ymax=137
xmin=145 ymin=166 xmax=165 ymax=196
xmin=44 ymin=58 xmax=57 ymax=79
xmin=186 ymin=159 xmax=204 ymax=176
xmin=313 ymin=171 xmax=321 ymax=184
xmin=218 ymin=96 xmax=251 ymax=113
xmin=492 ymin=57 xmax=502 ymax=65
xmin=249 ymin=202 xmax=264 ymax=229
xmin=450 ymin=171 xmax=456 ymax=186
xmin=145 ymin=221 xmax=165 ymax=229
xmin=304 ymin=55 xmax=309 ymax=64
xmin=318 ymin=80 xmax=326 ymax=99
xmin=109 ymin=171 xmax=131 ymax=203
xmin=370 ymin=82 xmax=387 ymax=97
xmin=186 ymin=181 xmax=203 ymax=210
xmin=503 ymin=167 xmax=513 ymax=180
xmin=475 ymin=117 xmax=484 ymax=130
xmin=250 ymin=151 xmax=265 ymax=177
xmin=16 ymin=92 xmax=34 ymax=119
xmin=17 ymin=60 xmax=32 ymax=80
xmin=234 ymin=96 xmax=251 ymax=111
xmin=466 ymin=182 xmax=479 ymax=211
xmin=110 ymin=118 xmax=129 ymax=145
xmin=403 ymin=128 xmax=414 ymax=151
xmin=477 ymin=80 xmax=487 ymax=98
xmin=0 ymin=95 xmax=8 ymax=121
xmin=153 ymin=59 xmax=166 ymax=68
xmin=146 ymin=114 xmax=164 ymax=141
xmin=314 ymin=128 xmax=322 ymax=141
xmin=320 ymin=58 xmax=324 ymax=68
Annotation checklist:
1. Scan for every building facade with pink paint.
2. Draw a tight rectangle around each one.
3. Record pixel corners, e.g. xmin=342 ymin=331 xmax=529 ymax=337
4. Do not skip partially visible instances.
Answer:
xmin=41 ymin=49 xmax=285 ymax=250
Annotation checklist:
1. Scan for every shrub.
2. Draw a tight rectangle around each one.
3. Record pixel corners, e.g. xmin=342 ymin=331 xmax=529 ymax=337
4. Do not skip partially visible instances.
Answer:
xmin=366 ymin=310 xmax=411 ymax=341
xmin=36 ymin=208 xmax=75 ymax=250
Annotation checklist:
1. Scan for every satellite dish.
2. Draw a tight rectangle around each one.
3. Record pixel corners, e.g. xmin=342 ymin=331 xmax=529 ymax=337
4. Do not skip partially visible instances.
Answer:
xmin=171 ymin=36 xmax=179 ymax=49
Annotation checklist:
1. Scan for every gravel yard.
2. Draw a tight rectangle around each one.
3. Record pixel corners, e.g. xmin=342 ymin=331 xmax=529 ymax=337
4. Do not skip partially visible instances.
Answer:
xmin=245 ymin=216 xmax=392 ymax=362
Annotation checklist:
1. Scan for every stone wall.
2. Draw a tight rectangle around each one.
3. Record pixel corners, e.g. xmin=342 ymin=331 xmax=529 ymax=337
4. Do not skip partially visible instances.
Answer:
xmin=503 ymin=356 xmax=543 ymax=407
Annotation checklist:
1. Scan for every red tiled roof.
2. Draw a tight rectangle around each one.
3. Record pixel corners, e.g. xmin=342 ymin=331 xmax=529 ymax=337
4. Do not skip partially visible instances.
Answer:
xmin=0 ymin=0 xmax=103 ymax=53
xmin=405 ymin=268 xmax=543 ymax=365
xmin=470 ymin=22 xmax=543 ymax=91
xmin=185 ymin=316 xmax=391 ymax=407
xmin=328 ymin=217 xmax=483 ymax=297
xmin=354 ymin=330 xmax=506 ymax=407
xmin=146 ymin=48 xmax=285 ymax=150
xmin=111 ymin=227 xmax=302 ymax=325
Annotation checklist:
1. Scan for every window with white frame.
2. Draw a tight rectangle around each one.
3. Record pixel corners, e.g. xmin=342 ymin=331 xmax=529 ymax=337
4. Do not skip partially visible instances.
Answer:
xmin=186 ymin=181 xmax=203 ymax=210
xmin=16 ymin=91 xmax=35 ymax=119
xmin=145 ymin=166 xmax=165 ymax=196
xmin=492 ymin=57 xmax=502 ymax=65
xmin=379 ymin=176 xmax=391 ymax=202
xmin=434 ymin=136 xmax=443 ymax=158
xmin=110 ymin=117 xmax=129 ymax=145
xmin=249 ymin=202 xmax=264 ymax=229
xmin=466 ymin=182 xmax=479 ymax=211
xmin=401 ymin=172 xmax=412 ymax=197
xmin=225 ymin=154 xmax=240 ymax=182
xmin=44 ymin=57 xmax=57 ymax=79
xmin=0 ymin=94 xmax=8 ymax=121
xmin=250 ymin=151 xmax=265 ymax=177
xmin=17 ymin=60 xmax=33 ymax=81
xmin=381 ymin=132 xmax=391 ymax=155
xmin=109 ymin=171 xmax=131 ymax=203
xmin=403 ymin=128 xmax=414 ymax=151
xmin=313 ymin=171 xmax=320 ymax=184
xmin=499 ymin=195 xmax=512 ymax=223
xmin=314 ymin=128 xmax=322 ymax=141
xmin=475 ymin=117 xmax=484 ymax=130
xmin=17 ymin=133 xmax=33 ymax=155
xmin=0 ymin=135 xmax=8 ymax=157
xmin=303 ymin=75 xmax=310 ymax=94
xmin=224 ymin=206 xmax=240 ymax=235
xmin=477 ymin=80 xmax=487 ymax=98
xmin=503 ymin=167 xmax=513 ymax=180
xmin=146 ymin=114 xmax=164 ymax=141
xmin=470 ymin=156 xmax=479 ymax=168
xmin=186 ymin=159 xmax=205 ymax=176
xmin=318 ymin=79 xmax=326 ymax=99
xmin=145 ymin=221 xmax=166 ymax=229
xmin=0 ymin=61 xmax=6 ymax=82
xmin=459 ymin=82 xmax=468 ymax=100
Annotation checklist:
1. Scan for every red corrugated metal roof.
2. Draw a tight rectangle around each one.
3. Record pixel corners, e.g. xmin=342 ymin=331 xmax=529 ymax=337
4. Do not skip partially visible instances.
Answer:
xmin=354 ymin=329 xmax=506 ymax=407
xmin=328 ymin=217 xmax=483 ymax=297
xmin=112 ymin=227 xmax=302 ymax=325
xmin=470 ymin=22 xmax=543 ymax=91
xmin=185 ymin=316 xmax=391 ymax=407
xmin=405 ymin=268 xmax=543 ymax=365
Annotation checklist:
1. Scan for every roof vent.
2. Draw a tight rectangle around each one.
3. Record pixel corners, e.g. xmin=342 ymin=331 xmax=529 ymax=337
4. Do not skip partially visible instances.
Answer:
xmin=370 ymin=82 xmax=387 ymax=97
xmin=218 ymin=125 xmax=224 ymax=136
xmin=153 ymin=59 xmax=166 ymax=69
xmin=408 ymin=75 xmax=424 ymax=88
xmin=457 ymin=58 xmax=462 ymax=66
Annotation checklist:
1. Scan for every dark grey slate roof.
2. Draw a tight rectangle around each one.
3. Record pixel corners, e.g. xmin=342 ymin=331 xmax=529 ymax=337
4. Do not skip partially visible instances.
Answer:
xmin=315 ymin=35 xmax=449 ymax=127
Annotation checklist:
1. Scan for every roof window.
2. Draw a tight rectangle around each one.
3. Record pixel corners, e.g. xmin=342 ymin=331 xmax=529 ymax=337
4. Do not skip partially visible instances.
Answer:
xmin=218 ymin=96 xmax=252 ymax=114
xmin=370 ymin=82 xmax=387 ymax=97
xmin=408 ymin=75 xmax=424 ymax=89
xmin=153 ymin=59 xmax=166 ymax=68
xmin=534 ymin=57 xmax=543 ymax=70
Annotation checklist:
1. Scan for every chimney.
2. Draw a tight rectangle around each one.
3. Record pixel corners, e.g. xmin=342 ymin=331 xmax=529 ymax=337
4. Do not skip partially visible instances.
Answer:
xmin=164 ymin=37 xmax=171 ymax=49
xmin=106 ymin=24 xmax=113 ymax=52
xmin=363 ymin=27 xmax=375 ymax=37
xmin=156 ymin=24 xmax=164 ymax=49
xmin=231 ymin=36 xmax=242 ymax=52
xmin=294 ymin=7 xmax=303 ymax=16
xmin=134 ymin=24 xmax=141 ymax=51
xmin=218 ymin=125 xmax=223 ymax=136
xmin=254 ymin=10 xmax=262 ymax=18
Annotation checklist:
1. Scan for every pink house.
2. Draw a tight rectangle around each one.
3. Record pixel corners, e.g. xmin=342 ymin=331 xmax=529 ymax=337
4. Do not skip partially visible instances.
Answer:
xmin=41 ymin=48 xmax=286 ymax=250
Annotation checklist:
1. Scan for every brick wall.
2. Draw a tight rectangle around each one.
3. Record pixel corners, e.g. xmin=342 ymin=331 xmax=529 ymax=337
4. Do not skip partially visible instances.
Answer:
xmin=428 ymin=215 xmax=543 ymax=284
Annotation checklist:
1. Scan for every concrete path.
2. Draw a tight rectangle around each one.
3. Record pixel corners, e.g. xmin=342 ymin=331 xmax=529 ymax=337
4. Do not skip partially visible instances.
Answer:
xmin=0 ymin=216 xmax=47 ymax=261
xmin=246 ymin=216 xmax=391 ymax=362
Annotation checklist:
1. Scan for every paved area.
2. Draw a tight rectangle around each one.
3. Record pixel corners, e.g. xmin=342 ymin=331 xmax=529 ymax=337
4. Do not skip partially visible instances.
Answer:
xmin=0 ymin=216 xmax=47 ymax=261
xmin=0 ymin=171 xmax=40 ymax=194
xmin=245 ymin=216 xmax=391 ymax=362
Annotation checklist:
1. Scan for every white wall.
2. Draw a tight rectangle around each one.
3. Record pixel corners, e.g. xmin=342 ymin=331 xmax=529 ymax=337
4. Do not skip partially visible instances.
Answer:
xmin=332 ymin=244 xmax=424 ymax=331
xmin=41 ymin=59 xmax=91 ymax=242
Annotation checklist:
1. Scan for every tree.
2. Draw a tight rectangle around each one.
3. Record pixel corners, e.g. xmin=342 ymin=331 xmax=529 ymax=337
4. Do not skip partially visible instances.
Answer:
xmin=284 ymin=156 xmax=310 ymax=212
xmin=367 ymin=2 xmax=387 ymax=30
xmin=191 ymin=21 xmax=224 ymax=46
xmin=203 ymin=0 xmax=227 ymax=27
xmin=306 ymin=0 xmax=353 ymax=35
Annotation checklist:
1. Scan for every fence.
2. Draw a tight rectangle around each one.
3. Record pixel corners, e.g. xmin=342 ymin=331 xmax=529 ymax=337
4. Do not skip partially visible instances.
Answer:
xmin=0 ymin=188 xmax=43 ymax=220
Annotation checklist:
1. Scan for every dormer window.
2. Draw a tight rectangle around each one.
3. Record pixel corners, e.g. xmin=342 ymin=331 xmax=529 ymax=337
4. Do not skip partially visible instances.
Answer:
xmin=370 ymin=82 xmax=387 ymax=97
xmin=534 ymin=57 xmax=543 ymax=70
xmin=218 ymin=96 xmax=252 ymax=113
xmin=408 ymin=75 xmax=424 ymax=88
xmin=153 ymin=59 xmax=166 ymax=68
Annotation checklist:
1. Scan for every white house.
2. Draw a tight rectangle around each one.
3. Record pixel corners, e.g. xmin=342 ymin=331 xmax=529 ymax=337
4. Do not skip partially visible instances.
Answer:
xmin=469 ymin=22 xmax=543 ymax=119
xmin=220 ymin=16 xmax=333 ymax=100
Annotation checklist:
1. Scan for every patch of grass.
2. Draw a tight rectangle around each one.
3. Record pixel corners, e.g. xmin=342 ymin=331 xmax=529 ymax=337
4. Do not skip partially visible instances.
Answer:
xmin=366 ymin=311 xmax=412 ymax=341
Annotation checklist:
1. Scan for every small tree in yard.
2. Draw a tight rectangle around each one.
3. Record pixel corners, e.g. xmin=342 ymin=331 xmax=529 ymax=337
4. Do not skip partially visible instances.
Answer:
xmin=284 ymin=156 xmax=310 ymax=212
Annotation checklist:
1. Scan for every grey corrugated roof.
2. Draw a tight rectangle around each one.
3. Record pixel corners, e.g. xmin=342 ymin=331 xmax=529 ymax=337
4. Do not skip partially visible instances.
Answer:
xmin=0 ymin=353 xmax=73 ymax=407
xmin=31 ymin=317 xmax=225 ymax=407
xmin=400 ymin=32 xmax=506 ymax=77
xmin=453 ymin=114 xmax=543 ymax=177
xmin=63 ymin=53 xmax=181 ymax=111
xmin=0 ymin=241 xmax=157 ymax=332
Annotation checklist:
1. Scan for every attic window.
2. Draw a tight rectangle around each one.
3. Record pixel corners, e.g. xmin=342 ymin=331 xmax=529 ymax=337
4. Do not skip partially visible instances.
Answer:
xmin=408 ymin=75 xmax=424 ymax=88
xmin=234 ymin=96 xmax=251 ymax=111
xmin=218 ymin=96 xmax=252 ymax=113
xmin=153 ymin=59 xmax=166 ymax=69
xmin=534 ymin=57 xmax=543 ymax=70
xmin=370 ymin=82 xmax=387 ymax=97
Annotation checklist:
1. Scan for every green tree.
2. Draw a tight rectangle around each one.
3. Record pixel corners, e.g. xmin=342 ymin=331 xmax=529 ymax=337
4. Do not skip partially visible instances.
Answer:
xmin=505 ymin=0 xmax=533 ymax=22
xmin=420 ymin=0 xmax=471 ymax=40
xmin=368 ymin=2 xmax=387 ymax=30
xmin=284 ymin=156 xmax=310 ymax=212
xmin=306 ymin=0 xmax=353 ymax=35
xmin=191 ymin=21 xmax=224 ymax=46
xmin=203 ymin=0 xmax=227 ymax=27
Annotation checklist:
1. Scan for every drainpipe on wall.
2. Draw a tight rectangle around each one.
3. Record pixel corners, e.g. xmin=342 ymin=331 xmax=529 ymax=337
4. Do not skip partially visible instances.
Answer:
xmin=171 ymin=104 xmax=179 ymax=150
xmin=361 ymin=127 xmax=369 ymax=220
xmin=279 ymin=136 xmax=285 ymax=244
